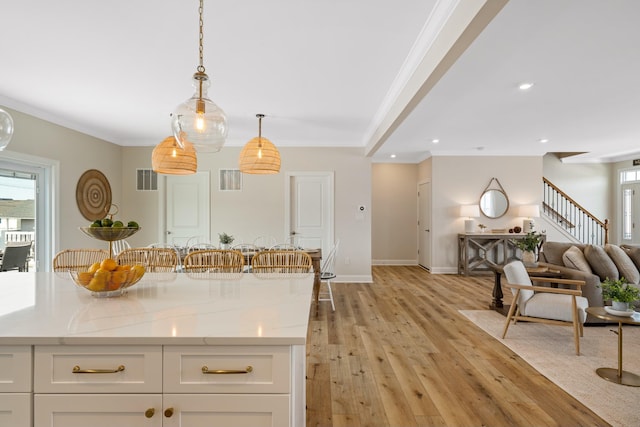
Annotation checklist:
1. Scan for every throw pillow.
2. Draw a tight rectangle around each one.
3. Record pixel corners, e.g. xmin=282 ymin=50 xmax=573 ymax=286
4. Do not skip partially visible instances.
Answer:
xmin=584 ymin=245 xmax=619 ymax=281
xmin=605 ymin=244 xmax=640 ymax=284
xmin=622 ymin=245 xmax=640 ymax=276
xmin=562 ymin=246 xmax=592 ymax=273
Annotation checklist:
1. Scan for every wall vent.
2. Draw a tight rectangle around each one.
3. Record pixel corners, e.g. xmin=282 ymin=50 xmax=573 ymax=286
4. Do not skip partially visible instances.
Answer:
xmin=219 ymin=169 xmax=242 ymax=191
xmin=136 ymin=169 xmax=158 ymax=191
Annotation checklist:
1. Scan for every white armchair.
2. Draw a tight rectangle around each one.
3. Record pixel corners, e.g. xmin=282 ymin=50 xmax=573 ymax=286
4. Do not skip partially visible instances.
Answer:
xmin=502 ymin=260 xmax=589 ymax=355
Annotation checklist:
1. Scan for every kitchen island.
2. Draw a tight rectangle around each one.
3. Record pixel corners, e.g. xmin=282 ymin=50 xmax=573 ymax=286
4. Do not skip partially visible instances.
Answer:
xmin=0 ymin=271 xmax=314 ymax=426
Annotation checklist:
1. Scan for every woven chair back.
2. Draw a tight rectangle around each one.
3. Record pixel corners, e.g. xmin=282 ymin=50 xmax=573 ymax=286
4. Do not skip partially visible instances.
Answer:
xmin=116 ymin=248 xmax=179 ymax=272
xmin=251 ymin=250 xmax=313 ymax=273
xmin=53 ymin=249 xmax=109 ymax=272
xmin=183 ymin=249 xmax=245 ymax=273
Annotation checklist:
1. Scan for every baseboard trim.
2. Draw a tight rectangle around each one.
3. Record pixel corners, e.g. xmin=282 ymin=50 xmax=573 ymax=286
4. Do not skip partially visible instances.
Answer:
xmin=372 ymin=259 xmax=418 ymax=266
xmin=427 ymin=267 xmax=458 ymax=274
xmin=333 ymin=274 xmax=373 ymax=283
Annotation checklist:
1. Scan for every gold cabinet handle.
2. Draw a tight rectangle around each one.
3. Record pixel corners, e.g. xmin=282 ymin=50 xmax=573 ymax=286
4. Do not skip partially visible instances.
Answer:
xmin=145 ymin=408 xmax=155 ymax=418
xmin=72 ymin=364 xmax=125 ymax=374
xmin=164 ymin=407 xmax=174 ymax=417
xmin=202 ymin=365 xmax=253 ymax=374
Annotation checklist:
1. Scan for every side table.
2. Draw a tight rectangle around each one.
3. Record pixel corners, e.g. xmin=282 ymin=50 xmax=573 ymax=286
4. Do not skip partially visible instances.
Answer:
xmin=585 ymin=307 xmax=640 ymax=387
xmin=489 ymin=265 xmax=562 ymax=315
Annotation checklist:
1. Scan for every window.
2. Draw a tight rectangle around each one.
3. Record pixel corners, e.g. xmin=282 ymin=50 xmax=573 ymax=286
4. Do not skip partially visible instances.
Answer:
xmin=0 ymin=153 xmax=56 ymax=271
xmin=622 ymin=187 xmax=633 ymax=240
xmin=620 ymin=169 xmax=640 ymax=183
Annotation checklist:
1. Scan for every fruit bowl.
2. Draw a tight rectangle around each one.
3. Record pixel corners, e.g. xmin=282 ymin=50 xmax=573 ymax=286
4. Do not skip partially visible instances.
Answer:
xmin=79 ymin=226 xmax=140 ymax=242
xmin=69 ymin=264 xmax=145 ymax=298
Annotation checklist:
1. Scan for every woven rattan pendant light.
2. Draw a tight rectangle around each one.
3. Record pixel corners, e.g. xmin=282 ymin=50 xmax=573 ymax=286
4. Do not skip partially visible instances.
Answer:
xmin=239 ymin=114 xmax=280 ymax=174
xmin=152 ymin=136 xmax=197 ymax=175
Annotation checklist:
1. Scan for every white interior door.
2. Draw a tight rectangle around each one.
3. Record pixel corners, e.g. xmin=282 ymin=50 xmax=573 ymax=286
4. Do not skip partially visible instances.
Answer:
xmin=418 ymin=181 xmax=431 ymax=270
xmin=165 ymin=172 xmax=210 ymax=246
xmin=286 ymin=172 xmax=334 ymax=256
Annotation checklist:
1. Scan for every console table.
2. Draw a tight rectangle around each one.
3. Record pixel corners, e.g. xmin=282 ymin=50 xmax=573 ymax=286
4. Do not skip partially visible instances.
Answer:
xmin=458 ymin=233 xmax=546 ymax=276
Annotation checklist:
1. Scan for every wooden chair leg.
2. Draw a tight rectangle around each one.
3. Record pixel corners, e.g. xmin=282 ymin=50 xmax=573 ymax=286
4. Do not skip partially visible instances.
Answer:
xmin=572 ymin=296 xmax=580 ymax=355
xmin=502 ymin=290 xmax=520 ymax=339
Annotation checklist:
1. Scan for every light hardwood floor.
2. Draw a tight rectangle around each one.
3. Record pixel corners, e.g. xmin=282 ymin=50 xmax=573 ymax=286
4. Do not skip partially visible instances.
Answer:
xmin=306 ymin=266 xmax=609 ymax=427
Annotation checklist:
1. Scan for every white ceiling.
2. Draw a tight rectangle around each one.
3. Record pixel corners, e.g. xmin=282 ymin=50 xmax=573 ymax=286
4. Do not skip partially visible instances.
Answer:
xmin=1 ymin=0 xmax=639 ymax=164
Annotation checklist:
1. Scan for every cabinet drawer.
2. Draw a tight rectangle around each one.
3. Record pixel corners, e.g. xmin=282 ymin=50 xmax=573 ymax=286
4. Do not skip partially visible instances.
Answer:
xmin=34 ymin=345 xmax=162 ymax=393
xmin=0 ymin=345 xmax=32 ymax=392
xmin=0 ymin=393 xmax=32 ymax=427
xmin=162 ymin=393 xmax=290 ymax=427
xmin=34 ymin=394 xmax=162 ymax=427
xmin=164 ymin=345 xmax=291 ymax=393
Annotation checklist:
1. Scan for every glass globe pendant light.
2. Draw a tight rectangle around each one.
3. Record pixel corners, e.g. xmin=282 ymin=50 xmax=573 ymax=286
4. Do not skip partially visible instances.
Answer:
xmin=171 ymin=0 xmax=227 ymax=152
xmin=0 ymin=108 xmax=15 ymax=151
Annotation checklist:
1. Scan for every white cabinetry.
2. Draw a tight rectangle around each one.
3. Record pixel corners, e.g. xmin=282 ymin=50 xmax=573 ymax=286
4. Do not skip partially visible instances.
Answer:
xmin=0 ymin=272 xmax=312 ymax=426
xmin=32 ymin=345 xmax=293 ymax=426
xmin=0 ymin=346 xmax=32 ymax=427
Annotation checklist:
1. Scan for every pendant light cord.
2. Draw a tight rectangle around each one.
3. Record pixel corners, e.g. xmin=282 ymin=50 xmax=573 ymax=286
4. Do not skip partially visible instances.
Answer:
xmin=257 ymin=114 xmax=264 ymax=148
xmin=198 ymin=0 xmax=205 ymax=74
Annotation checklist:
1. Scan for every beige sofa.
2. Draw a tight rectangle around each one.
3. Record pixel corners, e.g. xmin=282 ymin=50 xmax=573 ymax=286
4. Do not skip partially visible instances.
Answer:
xmin=538 ymin=241 xmax=640 ymax=323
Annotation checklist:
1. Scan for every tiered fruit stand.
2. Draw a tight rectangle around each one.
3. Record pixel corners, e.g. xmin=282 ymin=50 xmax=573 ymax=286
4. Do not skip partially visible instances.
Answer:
xmin=79 ymin=226 xmax=140 ymax=258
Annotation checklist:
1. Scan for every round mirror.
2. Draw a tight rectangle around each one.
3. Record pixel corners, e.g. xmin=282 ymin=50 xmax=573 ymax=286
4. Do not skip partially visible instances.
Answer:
xmin=480 ymin=189 xmax=509 ymax=218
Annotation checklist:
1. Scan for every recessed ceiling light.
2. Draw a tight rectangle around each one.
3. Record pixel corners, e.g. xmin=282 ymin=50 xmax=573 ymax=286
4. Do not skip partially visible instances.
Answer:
xmin=518 ymin=82 xmax=534 ymax=90
xmin=539 ymin=138 xmax=549 ymax=144
xmin=390 ymin=154 xmax=396 ymax=158
xmin=431 ymin=139 xmax=439 ymax=144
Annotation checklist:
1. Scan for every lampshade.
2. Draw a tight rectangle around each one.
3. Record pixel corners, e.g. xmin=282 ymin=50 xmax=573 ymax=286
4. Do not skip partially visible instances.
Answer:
xmin=170 ymin=0 xmax=227 ymax=152
xmin=459 ymin=205 xmax=480 ymax=218
xmin=518 ymin=205 xmax=540 ymax=218
xmin=0 ymin=108 xmax=14 ymax=151
xmin=239 ymin=114 xmax=281 ymax=174
xmin=152 ymin=136 xmax=197 ymax=175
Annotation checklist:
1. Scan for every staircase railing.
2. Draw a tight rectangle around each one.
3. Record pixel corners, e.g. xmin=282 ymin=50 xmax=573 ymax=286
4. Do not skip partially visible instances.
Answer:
xmin=542 ymin=177 xmax=609 ymax=245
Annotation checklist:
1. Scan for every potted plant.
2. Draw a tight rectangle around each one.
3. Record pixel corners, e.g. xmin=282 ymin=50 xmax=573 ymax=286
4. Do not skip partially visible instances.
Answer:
xmin=599 ymin=277 xmax=640 ymax=311
xmin=513 ymin=229 xmax=542 ymax=267
xmin=218 ymin=232 xmax=235 ymax=249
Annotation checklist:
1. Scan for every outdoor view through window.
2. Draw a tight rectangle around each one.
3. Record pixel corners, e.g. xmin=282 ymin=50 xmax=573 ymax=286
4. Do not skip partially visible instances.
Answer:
xmin=0 ymin=170 xmax=36 ymax=270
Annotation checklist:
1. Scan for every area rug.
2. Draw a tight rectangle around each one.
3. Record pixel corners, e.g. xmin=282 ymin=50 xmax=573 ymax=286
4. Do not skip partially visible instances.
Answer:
xmin=460 ymin=310 xmax=640 ymax=427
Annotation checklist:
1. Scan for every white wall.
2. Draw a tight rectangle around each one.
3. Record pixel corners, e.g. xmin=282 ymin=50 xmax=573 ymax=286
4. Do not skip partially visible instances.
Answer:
xmin=122 ymin=146 xmax=373 ymax=282
xmin=543 ymin=153 xmax=611 ymax=220
xmin=1 ymin=107 xmax=123 ymax=254
xmin=429 ymin=156 xmax=543 ymax=273
xmin=371 ymin=163 xmax=418 ymax=264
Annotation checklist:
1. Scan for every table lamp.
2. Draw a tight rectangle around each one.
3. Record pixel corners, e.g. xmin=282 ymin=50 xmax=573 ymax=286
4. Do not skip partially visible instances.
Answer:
xmin=460 ymin=205 xmax=480 ymax=233
xmin=519 ymin=205 xmax=540 ymax=233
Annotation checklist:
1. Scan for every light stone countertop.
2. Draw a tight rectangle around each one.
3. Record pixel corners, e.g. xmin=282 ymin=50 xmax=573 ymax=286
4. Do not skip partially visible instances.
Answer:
xmin=0 ymin=271 xmax=314 ymax=346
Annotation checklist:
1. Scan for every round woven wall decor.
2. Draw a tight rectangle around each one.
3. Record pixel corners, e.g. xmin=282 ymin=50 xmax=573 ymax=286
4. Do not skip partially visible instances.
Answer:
xmin=75 ymin=169 xmax=112 ymax=221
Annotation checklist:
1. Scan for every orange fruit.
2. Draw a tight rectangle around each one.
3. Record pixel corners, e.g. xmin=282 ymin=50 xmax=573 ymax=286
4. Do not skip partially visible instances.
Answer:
xmin=88 ymin=262 xmax=101 ymax=274
xmin=77 ymin=272 xmax=93 ymax=286
xmin=100 ymin=258 xmax=117 ymax=271
xmin=110 ymin=270 xmax=127 ymax=286
xmin=86 ymin=270 xmax=109 ymax=292
xmin=132 ymin=265 xmax=145 ymax=279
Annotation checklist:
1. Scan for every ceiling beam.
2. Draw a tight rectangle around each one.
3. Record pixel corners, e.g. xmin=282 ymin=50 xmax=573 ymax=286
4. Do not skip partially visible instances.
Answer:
xmin=364 ymin=0 xmax=509 ymax=157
